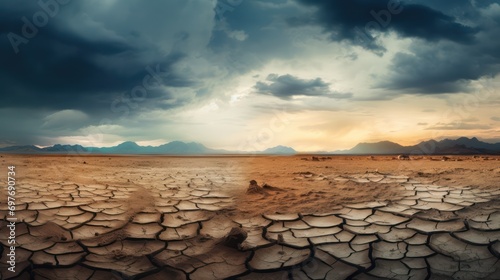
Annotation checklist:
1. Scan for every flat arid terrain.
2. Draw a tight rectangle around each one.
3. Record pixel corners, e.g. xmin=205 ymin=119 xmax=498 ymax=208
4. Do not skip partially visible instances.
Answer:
xmin=1 ymin=154 xmax=500 ymax=279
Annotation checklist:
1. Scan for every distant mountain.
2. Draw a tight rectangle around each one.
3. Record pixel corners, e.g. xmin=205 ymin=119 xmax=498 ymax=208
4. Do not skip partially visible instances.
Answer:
xmin=334 ymin=137 xmax=500 ymax=155
xmin=337 ymin=141 xmax=406 ymax=155
xmin=2 ymin=137 xmax=498 ymax=155
xmin=431 ymin=137 xmax=500 ymax=151
xmin=93 ymin=141 xmax=217 ymax=155
xmin=43 ymin=144 xmax=89 ymax=153
xmin=260 ymin=145 xmax=296 ymax=155
xmin=0 ymin=145 xmax=42 ymax=153
xmin=0 ymin=141 xmax=295 ymax=155
xmin=98 ymin=141 xmax=146 ymax=154
xmin=155 ymin=141 xmax=215 ymax=154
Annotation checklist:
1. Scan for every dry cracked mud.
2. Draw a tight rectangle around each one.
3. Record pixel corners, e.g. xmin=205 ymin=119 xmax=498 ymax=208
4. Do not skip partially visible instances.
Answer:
xmin=0 ymin=155 xmax=499 ymax=279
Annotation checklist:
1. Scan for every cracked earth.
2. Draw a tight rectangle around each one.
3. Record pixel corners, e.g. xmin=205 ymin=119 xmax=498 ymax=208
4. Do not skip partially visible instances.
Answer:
xmin=0 ymin=155 xmax=499 ymax=279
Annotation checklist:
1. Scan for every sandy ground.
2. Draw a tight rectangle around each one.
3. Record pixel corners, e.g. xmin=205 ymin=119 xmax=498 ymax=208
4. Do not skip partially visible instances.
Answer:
xmin=234 ymin=155 xmax=500 ymax=216
xmin=1 ymin=154 xmax=499 ymax=217
xmin=0 ymin=154 xmax=499 ymax=280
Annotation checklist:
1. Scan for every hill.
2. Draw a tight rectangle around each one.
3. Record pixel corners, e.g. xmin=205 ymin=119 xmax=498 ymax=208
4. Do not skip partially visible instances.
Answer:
xmin=260 ymin=145 xmax=296 ymax=155
xmin=1 ymin=137 xmax=498 ymax=155
xmin=0 ymin=141 xmax=296 ymax=155
xmin=334 ymin=137 xmax=500 ymax=155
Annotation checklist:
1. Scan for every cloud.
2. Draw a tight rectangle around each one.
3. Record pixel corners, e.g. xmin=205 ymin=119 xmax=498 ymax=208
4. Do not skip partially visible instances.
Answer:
xmin=491 ymin=116 xmax=500 ymax=121
xmin=0 ymin=108 xmax=48 ymax=145
xmin=208 ymin=0 xmax=306 ymax=74
xmin=425 ymin=122 xmax=492 ymax=130
xmin=42 ymin=109 xmax=89 ymax=130
xmin=0 ymin=0 xmax=499 ymax=149
xmin=380 ymin=40 xmax=500 ymax=93
xmin=0 ymin=0 xmax=222 ymax=145
xmin=254 ymin=74 xmax=352 ymax=100
xmin=377 ymin=3 xmax=500 ymax=93
xmin=0 ymin=0 xmax=215 ymax=114
xmin=292 ymin=0 xmax=478 ymax=53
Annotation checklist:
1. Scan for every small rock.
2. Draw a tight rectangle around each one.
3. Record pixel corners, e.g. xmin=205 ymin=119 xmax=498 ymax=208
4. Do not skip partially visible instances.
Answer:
xmin=223 ymin=227 xmax=248 ymax=249
xmin=277 ymin=233 xmax=284 ymax=244
xmin=247 ymin=180 xmax=265 ymax=194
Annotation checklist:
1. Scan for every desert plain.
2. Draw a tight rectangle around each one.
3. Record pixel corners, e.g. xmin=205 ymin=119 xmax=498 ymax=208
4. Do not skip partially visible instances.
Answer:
xmin=0 ymin=154 xmax=500 ymax=279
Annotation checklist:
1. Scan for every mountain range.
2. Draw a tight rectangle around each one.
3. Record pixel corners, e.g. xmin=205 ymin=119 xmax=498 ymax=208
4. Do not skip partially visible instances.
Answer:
xmin=333 ymin=137 xmax=500 ymax=155
xmin=0 ymin=141 xmax=297 ymax=155
xmin=0 ymin=137 xmax=499 ymax=155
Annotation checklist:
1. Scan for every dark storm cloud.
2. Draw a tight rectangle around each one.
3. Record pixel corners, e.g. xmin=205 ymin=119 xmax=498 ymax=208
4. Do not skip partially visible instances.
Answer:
xmin=0 ymin=1 xmax=198 ymax=114
xmin=254 ymin=74 xmax=352 ymax=100
xmin=290 ymin=0 xmax=500 ymax=94
xmin=415 ymin=0 xmax=498 ymax=12
xmin=292 ymin=0 xmax=478 ymax=52
xmin=0 ymin=0 xmax=499 ymax=148
xmin=208 ymin=0 xmax=303 ymax=73
xmin=0 ymin=32 xmax=191 ymax=112
xmin=0 ymin=0 xmax=217 ymax=145
xmin=382 ymin=12 xmax=500 ymax=94
xmin=380 ymin=45 xmax=482 ymax=93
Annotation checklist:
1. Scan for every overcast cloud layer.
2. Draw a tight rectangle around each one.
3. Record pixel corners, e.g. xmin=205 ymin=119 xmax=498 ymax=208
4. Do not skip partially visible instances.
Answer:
xmin=1 ymin=0 xmax=499 ymax=150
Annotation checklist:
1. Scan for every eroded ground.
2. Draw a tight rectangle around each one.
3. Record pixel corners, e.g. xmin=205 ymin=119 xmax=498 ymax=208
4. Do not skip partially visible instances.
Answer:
xmin=0 ymin=155 xmax=499 ymax=279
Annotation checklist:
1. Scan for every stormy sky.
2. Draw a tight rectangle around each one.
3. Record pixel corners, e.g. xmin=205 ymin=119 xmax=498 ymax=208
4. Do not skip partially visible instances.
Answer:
xmin=1 ymin=0 xmax=499 ymax=151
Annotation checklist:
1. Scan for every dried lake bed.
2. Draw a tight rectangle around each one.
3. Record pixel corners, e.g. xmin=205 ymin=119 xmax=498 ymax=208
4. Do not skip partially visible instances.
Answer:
xmin=0 ymin=155 xmax=499 ymax=279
